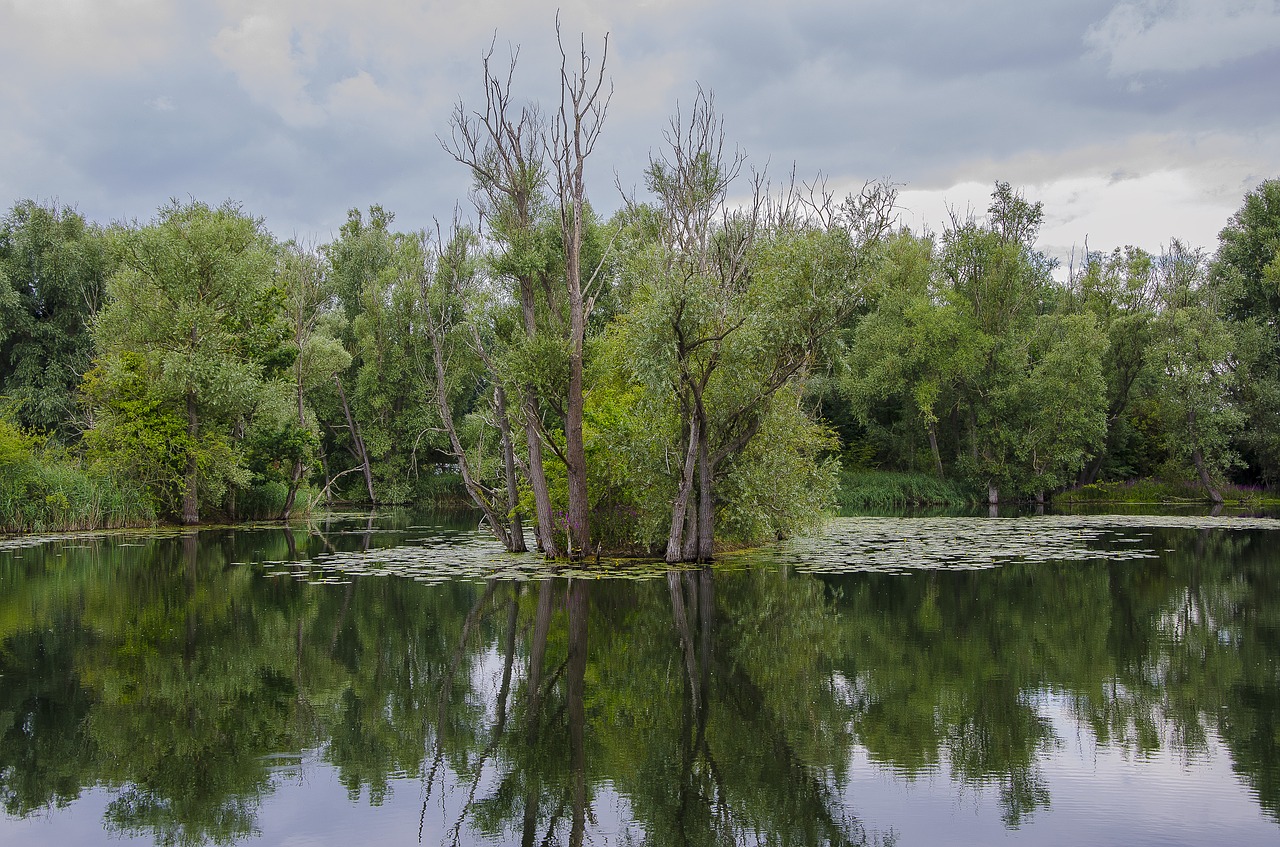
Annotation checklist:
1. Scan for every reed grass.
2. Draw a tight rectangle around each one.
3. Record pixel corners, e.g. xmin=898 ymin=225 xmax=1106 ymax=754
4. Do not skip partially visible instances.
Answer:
xmin=836 ymin=470 xmax=973 ymax=511
xmin=0 ymin=452 xmax=156 ymax=534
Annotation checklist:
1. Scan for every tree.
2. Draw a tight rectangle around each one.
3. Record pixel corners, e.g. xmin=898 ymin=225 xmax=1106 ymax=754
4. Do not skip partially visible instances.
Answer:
xmin=1068 ymin=246 xmax=1160 ymax=483
xmin=278 ymin=242 xmax=351 ymax=517
xmin=937 ymin=182 xmax=1106 ymax=504
xmin=1212 ymin=179 xmax=1280 ymax=482
xmin=0 ymin=200 xmax=109 ymax=439
xmin=843 ymin=230 xmax=980 ymax=478
xmin=547 ymin=20 xmax=612 ymax=559
xmin=88 ymin=200 xmax=286 ymax=523
xmin=443 ymin=44 xmax=561 ymax=555
xmin=1151 ymin=240 xmax=1243 ymax=503
xmin=412 ymin=224 xmax=528 ymax=552
xmin=321 ymin=206 xmax=393 ymax=504
xmin=620 ymin=90 xmax=894 ymax=561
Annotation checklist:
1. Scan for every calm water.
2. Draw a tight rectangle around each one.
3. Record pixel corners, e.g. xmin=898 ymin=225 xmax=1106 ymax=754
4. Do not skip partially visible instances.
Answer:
xmin=1 ymin=511 xmax=1278 ymax=846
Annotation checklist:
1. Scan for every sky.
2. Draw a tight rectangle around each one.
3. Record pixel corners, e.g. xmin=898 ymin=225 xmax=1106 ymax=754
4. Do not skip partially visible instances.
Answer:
xmin=2 ymin=0 xmax=1278 ymax=269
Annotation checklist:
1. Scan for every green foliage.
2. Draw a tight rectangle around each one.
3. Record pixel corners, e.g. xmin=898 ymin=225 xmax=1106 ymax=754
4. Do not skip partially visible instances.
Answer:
xmin=1212 ymin=179 xmax=1280 ymax=481
xmin=1150 ymin=241 xmax=1244 ymax=490
xmin=716 ymin=390 xmax=840 ymax=543
xmin=0 ymin=416 xmax=154 ymax=533
xmin=1057 ymin=478 xmax=1278 ymax=506
xmin=86 ymin=200 xmax=284 ymax=521
xmin=0 ymin=200 xmax=110 ymax=439
xmin=6 ymin=171 xmax=1280 ymax=533
xmin=842 ymin=184 xmax=1107 ymax=500
xmin=81 ymin=352 xmax=193 ymax=515
xmin=835 ymin=469 xmax=973 ymax=511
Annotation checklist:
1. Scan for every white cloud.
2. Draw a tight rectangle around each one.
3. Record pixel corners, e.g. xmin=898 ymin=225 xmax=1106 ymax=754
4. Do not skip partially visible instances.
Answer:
xmin=0 ymin=0 xmax=177 ymax=74
xmin=211 ymin=13 xmax=326 ymax=127
xmin=1086 ymin=0 xmax=1280 ymax=76
xmin=889 ymin=129 xmax=1277 ymax=269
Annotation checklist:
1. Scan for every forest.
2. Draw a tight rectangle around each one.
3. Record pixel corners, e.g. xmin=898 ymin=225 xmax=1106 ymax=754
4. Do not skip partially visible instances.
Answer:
xmin=1 ymin=47 xmax=1279 ymax=558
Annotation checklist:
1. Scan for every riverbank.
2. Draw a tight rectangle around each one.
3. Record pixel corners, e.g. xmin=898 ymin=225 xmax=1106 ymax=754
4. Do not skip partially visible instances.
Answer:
xmin=1057 ymin=478 xmax=1280 ymax=508
xmin=834 ymin=470 xmax=1280 ymax=513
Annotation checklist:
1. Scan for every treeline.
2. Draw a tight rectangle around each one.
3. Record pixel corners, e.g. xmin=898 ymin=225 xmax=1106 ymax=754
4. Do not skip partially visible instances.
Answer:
xmin=2 ymin=45 xmax=1278 ymax=548
xmin=839 ymin=179 xmax=1280 ymax=509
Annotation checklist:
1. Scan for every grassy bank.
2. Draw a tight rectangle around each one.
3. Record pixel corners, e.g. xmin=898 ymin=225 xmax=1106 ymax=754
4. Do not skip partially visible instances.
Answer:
xmin=836 ymin=469 xmax=974 ymax=511
xmin=0 ymin=455 xmax=156 ymax=534
xmin=1058 ymin=478 xmax=1280 ymax=507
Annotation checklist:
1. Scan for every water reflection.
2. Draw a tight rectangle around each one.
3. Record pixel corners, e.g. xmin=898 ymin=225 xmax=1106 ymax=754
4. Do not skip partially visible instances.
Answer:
xmin=0 ymin=516 xmax=1278 ymax=845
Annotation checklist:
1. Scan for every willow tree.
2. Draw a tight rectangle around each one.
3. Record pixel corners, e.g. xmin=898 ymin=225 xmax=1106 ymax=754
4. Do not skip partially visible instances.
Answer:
xmin=1152 ymin=240 xmax=1243 ymax=503
xmin=1213 ymin=179 xmax=1280 ymax=482
xmin=620 ymin=90 xmax=894 ymax=562
xmin=843 ymin=230 xmax=981 ymax=478
xmin=547 ymin=21 xmax=612 ymax=559
xmin=1068 ymin=246 xmax=1160 ymax=484
xmin=443 ymin=46 xmax=560 ymax=555
xmin=411 ymin=225 xmax=528 ymax=553
xmin=278 ymin=242 xmax=351 ymax=517
xmin=938 ymin=183 xmax=1106 ymax=505
xmin=88 ymin=200 xmax=284 ymax=523
xmin=440 ymin=25 xmax=610 ymax=559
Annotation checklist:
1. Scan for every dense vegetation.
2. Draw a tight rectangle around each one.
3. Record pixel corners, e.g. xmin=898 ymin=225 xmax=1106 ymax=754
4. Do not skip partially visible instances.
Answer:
xmin=2 ymin=44 xmax=1278 ymax=550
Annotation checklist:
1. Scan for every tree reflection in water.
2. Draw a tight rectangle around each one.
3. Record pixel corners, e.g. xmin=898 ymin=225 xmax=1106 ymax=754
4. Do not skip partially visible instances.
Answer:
xmin=444 ymin=569 xmax=876 ymax=847
xmin=0 ymin=521 xmax=1277 ymax=845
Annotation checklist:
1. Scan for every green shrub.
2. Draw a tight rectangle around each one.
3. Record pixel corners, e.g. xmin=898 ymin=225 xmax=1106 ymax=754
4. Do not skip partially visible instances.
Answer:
xmin=1058 ymin=478 xmax=1279 ymax=506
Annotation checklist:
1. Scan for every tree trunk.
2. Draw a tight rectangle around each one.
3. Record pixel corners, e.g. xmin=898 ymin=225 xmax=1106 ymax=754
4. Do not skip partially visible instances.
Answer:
xmin=427 ymin=326 xmax=514 ymax=551
xmin=666 ymin=416 xmax=700 ymax=563
xmin=682 ymin=485 xmax=699 ymax=562
xmin=696 ymin=424 xmax=714 ymax=563
xmin=928 ymin=421 xmax=944 ymax=478
xmin=494 ymin=385 xmax=527 ymax=552
xmin=565 ymin=273 xmax=590 ymax=558
xmin=282 ymin=371 xmax=309 ymax=520
xmin=183 ymin=390 xmax=199 ymax=524
xmin=552 ymin=32 xmax=609 ymax=561
xmin=334 ymin=374 xmax=375 ymax=503
xmin=1192 ymin=447 xmax=1224 ymax=504
xmin=1078 ymin=451 xmax=1105 ymax=487
xmin=318 ymin=441 xmax=333 ymax=506
xmin=521 ymin=391 xmax=559 ymax=557
xmin=282 ymin=460 xmax=303 ymax=520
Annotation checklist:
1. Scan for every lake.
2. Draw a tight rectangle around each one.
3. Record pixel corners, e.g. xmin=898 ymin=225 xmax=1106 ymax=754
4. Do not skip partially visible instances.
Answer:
xmin=1 ymin=510 xmax=1278 ymax=846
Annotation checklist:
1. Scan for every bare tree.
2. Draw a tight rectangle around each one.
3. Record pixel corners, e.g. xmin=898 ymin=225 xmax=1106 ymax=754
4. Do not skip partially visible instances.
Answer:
xmin=547 ymin=17 xmax=612 ymax=559
xmin=442 ymin=44 xmax=560 ymax=555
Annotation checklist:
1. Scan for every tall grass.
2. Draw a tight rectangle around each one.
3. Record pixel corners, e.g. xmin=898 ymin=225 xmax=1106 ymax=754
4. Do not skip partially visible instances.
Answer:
xmin=0 ymin=452 xmax=155 ymax=534
xmin=836 ymin=469 xmax=973 ymax=511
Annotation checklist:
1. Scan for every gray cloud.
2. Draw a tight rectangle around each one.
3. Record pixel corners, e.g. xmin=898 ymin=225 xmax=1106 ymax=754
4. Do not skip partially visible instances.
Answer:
xmin=0 ymin=0 xmax=1275 ymax=257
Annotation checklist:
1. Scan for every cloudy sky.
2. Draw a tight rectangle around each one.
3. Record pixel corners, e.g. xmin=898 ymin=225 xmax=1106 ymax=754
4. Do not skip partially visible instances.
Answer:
xmin=2 ymin=0 xmax=1277 ymax=266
